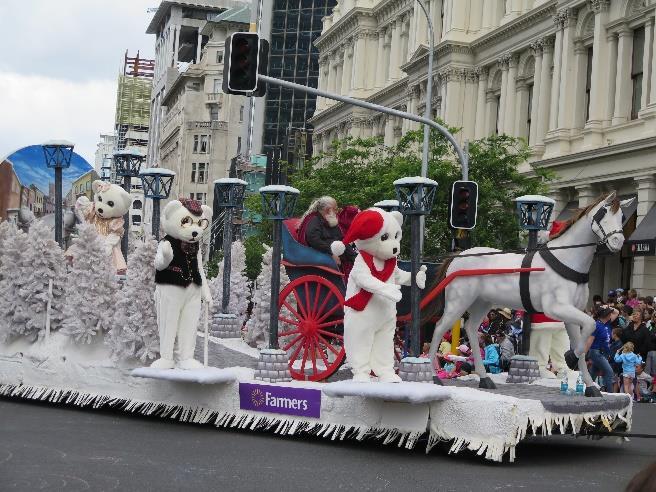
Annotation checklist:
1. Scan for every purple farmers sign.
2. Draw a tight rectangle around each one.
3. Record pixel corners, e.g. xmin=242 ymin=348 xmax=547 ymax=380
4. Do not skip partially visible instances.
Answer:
xmin=239 ymin=382 xmax=321 ymax=418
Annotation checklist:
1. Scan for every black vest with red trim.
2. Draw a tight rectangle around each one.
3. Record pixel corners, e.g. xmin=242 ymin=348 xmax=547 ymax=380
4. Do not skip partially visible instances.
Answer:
xmin=154 ymin=235 xmax=202 ymax=287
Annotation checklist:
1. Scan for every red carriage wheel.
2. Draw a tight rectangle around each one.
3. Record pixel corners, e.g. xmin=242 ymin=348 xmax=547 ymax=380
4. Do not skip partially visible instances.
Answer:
xmin=278 ymin=275 xmax=346 ymax=381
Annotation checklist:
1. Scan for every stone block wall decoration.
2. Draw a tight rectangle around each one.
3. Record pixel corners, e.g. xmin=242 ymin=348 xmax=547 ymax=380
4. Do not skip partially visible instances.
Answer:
xmin=398 ymin=357 xmax=433 ymax=383
xmin=506 ymin=355 xmax=541 ymax=383
xmin=254 ymin=348 xmax=292 ymax=383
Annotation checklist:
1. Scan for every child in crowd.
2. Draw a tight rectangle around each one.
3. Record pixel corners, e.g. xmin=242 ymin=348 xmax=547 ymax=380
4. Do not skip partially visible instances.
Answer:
xmin=609 ymin=327 xmax=624 ymax=392
xmin=614 ymin=342 xmax=643 ymax=400
xmin=635 ymin=364 xmax=654 ymax=402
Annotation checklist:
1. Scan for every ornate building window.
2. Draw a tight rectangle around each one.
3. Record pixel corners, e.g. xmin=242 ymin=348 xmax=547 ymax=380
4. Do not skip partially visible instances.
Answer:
xmin=585 ymin=47 xmax=593 ymax=122
xmin=631 ymin=26 xmax=645 ymax=120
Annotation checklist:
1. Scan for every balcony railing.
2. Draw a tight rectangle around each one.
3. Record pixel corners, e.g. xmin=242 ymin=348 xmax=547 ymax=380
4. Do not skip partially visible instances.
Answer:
xmin=186 ymin=121 xmax=228 ymax=130
xmin=206 ymin=92 xmax=224 ymax=105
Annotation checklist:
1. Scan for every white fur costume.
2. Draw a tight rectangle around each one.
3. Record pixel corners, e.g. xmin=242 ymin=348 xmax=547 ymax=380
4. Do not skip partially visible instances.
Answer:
xmin=151 ymin=199 xmax=212 ymax=370
xmin=70 ymin=180 xmax=132 ymax=273
xmin=528 ymin=314 xmax=568 ymax=378
xmin=331 ymin=208 xmax=426 ymax=383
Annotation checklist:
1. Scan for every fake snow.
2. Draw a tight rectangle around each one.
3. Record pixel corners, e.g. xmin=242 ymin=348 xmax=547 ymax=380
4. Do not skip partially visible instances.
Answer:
xmin=258 ymin=185 xmax=300 ymax=194
xmin=213 ymin=178 xmax=248 ymax=185
xmin=323 ymin=380 xmax=451 ymax=404
xmin=392 ymin=176 xmax=438 ymax=186
xmin=131 ymin=366 xmax=238 ymax=384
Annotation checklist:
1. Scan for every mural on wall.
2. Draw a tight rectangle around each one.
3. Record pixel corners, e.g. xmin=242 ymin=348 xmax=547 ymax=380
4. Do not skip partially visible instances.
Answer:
xmin=0 ymin=145 xmax=96 ymax=223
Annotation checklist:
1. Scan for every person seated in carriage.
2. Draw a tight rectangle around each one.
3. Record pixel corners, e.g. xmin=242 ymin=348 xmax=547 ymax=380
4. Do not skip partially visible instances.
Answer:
xmin=297 ymin=196 xmax=357 ymax=274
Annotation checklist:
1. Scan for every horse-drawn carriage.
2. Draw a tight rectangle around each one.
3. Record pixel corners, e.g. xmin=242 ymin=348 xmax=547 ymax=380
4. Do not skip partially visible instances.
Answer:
xmin=278 ymin=218 xmax=542 ymax=382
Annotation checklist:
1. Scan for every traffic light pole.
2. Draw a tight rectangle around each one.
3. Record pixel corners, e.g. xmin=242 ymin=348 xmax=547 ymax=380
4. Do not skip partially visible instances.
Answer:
xmin=257 ymin=75 xmax=469 ymax=173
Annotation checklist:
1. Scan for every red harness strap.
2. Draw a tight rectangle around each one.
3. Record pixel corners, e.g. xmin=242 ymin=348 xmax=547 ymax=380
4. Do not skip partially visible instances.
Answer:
xmin=344 ymin=252 xmax=396 ymax=311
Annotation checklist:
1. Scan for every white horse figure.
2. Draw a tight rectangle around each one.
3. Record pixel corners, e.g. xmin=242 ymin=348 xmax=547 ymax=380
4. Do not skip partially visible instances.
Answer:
xmin=428 ymin=192 xmax=634 ymax=396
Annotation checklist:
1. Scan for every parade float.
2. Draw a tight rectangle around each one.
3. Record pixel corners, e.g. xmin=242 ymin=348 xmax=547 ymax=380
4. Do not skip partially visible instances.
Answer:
xmin=0 ymin=155 xmax=634 ymax=463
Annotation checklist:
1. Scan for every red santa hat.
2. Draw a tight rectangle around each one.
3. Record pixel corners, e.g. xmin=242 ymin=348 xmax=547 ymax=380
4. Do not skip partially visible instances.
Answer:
xmin=331 ymin=209 xmax=384 ymax=256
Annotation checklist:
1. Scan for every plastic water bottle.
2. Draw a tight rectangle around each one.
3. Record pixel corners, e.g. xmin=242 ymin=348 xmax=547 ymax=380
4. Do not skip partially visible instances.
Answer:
xmin=560 ymin=372 xmax=569 ymax=394
xmin=575 ymin=373 xmax=585 ymax=395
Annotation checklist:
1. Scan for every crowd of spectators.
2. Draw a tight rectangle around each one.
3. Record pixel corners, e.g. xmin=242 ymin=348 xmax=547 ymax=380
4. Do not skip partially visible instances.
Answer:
xmin=424 ymin=289 xmax=656 ymax=402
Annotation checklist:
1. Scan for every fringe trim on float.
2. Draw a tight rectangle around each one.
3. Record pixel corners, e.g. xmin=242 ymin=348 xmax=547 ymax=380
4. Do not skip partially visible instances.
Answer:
xmin=0 ymin=383 xmax=422 ymax=450
xmin=426 ymin=405 xmax=633 ymax=463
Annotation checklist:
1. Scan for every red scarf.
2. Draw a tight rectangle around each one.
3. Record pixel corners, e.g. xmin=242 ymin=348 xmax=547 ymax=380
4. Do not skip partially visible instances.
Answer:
xmin=344 ymin=251 xmax=397 ymax=311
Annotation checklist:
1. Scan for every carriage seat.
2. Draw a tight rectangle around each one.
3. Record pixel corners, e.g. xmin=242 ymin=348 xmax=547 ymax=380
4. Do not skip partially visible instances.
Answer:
xmin=283 ymin=218 xmax=340 ymax=273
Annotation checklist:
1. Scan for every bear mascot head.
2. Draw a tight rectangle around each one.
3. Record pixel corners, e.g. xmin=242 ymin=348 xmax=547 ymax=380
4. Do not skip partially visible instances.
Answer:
xmin=330 ymin=208 xmax=404 ymax=260
xmin=161 ymin=198 xmax=212 ymax=243
xmin=91 ymin=180 xmax=132 ymax=220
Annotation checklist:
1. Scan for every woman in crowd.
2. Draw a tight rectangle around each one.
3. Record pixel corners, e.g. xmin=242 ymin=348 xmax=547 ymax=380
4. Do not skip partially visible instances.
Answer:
xmin=622 ymin=307 xmax=651 ymax=360
xmin=625 ymin=288 xmax=640 ymax=309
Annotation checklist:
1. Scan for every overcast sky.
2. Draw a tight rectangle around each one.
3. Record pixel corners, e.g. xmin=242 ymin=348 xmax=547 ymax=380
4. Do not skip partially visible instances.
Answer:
xmin=0 ymin=0 xmax=157 ymax=164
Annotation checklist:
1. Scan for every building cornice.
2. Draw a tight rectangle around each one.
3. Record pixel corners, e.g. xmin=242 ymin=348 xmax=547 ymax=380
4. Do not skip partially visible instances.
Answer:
xmin=471 ymin=1 xmax=557 ymax=51
xmin=534 ymin=136 xmax=656 ymax=169
xmin=314 ymin=8 xmax=375 ymax=51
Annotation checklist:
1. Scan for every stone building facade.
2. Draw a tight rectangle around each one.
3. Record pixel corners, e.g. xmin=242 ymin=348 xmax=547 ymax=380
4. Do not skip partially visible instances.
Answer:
xmin=311 ymin=0 xmax=656 ymax=296
xmin=156 ymin=7 xmax=250 ymax=208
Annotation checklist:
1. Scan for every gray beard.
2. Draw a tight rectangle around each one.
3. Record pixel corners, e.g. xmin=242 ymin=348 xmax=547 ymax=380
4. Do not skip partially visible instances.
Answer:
xmin=325 ymin=214 xmax=338 ymax=227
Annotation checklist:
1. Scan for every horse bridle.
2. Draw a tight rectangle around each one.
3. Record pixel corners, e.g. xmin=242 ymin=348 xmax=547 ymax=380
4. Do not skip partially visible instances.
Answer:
xmin=592 ymin=206 xmax=623 ymax=245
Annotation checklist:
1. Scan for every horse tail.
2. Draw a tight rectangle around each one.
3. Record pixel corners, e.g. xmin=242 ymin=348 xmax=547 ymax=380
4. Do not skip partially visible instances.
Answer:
xmin=419 ymin=255 xmax=456 ymax=324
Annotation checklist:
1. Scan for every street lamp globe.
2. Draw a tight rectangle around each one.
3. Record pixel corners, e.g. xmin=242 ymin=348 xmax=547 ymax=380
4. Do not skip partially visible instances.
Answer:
xmin=259 ymin=184 xmax=300 ymax=219
xmin=139 ymin=168 xmax=176 ymax=199
xmin=42 ymin=140 xmax=75 ymax=169
xmin=113 ymin=149 xmax=146 ymax=177
xmin=514 ymin=195 xmax=556 ymax=231
xmin=214 ymin=178 xmax=248 ymax=208
xmin=393 ymin=176 xmax=438 ymax=216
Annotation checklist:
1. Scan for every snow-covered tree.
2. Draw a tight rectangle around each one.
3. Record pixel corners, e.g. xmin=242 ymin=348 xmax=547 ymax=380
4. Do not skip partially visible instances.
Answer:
xmin=106 ymin=236 xmax=159 ymax=363
xmin=0 ymin=224 xmax=30 ymax=342
xmin=208 ymin=240 xmax=251 ymax=327
xmin=244 ymin=244 xmax=289 ymax=347
xmin=0 ymin=220 xmax=12 ymax=280
xmin=8 ymin=220 xmax=67 ymax=342
xmin=61 ymin=223 xmax=119 ymax=344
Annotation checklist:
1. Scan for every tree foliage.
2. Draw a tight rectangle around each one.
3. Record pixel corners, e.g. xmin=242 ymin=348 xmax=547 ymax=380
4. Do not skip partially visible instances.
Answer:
xmin=289 ymin=127 xmax=552 ymax=258
xmin=107 ymin=236 xmax=159 ymax=363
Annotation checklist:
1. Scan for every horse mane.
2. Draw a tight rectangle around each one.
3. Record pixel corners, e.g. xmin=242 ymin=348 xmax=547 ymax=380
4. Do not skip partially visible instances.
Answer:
xmin=548 ymin=194 xmax=621 ymax=241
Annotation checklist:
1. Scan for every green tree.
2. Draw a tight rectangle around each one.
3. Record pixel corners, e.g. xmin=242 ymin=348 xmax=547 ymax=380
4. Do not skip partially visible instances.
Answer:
xmin=289 ymin=126 xmax=552 ymax=259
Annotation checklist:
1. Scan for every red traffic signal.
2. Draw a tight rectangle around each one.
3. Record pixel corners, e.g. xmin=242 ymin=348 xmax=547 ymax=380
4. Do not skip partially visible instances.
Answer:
xmin=449 ymin=181 xmax=478 ymax=229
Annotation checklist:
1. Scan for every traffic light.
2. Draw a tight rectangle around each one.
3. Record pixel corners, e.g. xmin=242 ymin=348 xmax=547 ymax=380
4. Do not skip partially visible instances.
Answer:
xmin=223 ymin=32 xmax=260 ymax=95
xmin=449 ymin=180 xmax=478 ymax=229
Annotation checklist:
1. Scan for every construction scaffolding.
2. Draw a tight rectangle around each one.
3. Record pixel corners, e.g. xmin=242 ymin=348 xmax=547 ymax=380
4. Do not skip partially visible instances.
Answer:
xmin=114 ymin=51 xmax=154 ymax=154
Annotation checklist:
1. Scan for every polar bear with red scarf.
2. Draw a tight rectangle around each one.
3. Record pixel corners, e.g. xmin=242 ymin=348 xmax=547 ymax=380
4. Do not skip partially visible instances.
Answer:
xmin=331 ymin=208 xmax=426 ymax=383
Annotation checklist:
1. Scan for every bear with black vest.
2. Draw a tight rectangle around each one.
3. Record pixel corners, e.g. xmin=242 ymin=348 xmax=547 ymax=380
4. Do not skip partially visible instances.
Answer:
xmin=151 ymin=198 xmax=213 ymax=370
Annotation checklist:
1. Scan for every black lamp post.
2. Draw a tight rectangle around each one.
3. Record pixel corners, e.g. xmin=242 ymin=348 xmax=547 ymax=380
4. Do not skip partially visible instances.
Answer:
xmin=393 ymin=176 xmax=437 ymax=356
xmin=139 ymin=168 xmax=175 ymax=240
xmin=259 ymin=185 xmax=299 ymax=349
xmin=42 ymin=140 xmax=74 ymax=248
xmin=514 ymin=194 xmax=555 ymax=354
xmin=373 ymin=199 xmax=401 ymax=212
xmin=113 ymin=150 xmax=145 ymax=256
xmin=214 ymin=178 xmax=248 ymax=314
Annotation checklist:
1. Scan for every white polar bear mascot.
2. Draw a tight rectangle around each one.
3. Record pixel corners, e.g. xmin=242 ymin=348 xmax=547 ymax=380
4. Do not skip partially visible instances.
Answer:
xmin=72 ymin=180 xmax=132 ymax=273
xmin=331 ymin=208 xmax=426 ymax=383
xmin=150 ymin=198 xmax=213 ymax=370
